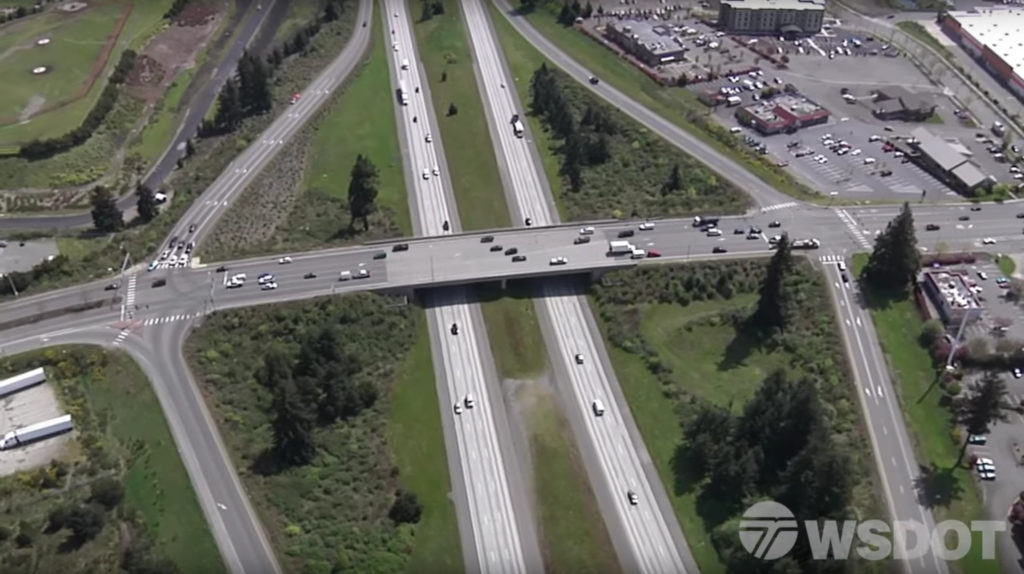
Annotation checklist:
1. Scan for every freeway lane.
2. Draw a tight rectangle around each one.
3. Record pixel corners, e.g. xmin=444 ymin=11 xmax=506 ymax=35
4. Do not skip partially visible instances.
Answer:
xmin=383 ymin=2 xmax=541 ymax=573
xmin=464 ymin=1 xmax=696 ymax=571
xmin=0 ymin=1 xmax=276 ymax=230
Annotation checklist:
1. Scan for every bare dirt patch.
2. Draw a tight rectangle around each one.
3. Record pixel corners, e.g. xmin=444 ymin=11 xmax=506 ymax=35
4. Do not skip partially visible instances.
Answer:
xmin=57 ymin=1 xmax=89 ymax=13
xmin=19 ymin=94 xmax=46 ymax=122
xmin=125 ymin=1 xmax=223 ymax=103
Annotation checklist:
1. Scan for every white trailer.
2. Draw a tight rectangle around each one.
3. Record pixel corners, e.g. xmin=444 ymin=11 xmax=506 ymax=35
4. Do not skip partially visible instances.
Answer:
xmin=512 ymin=120 xmax=525 ymax=138
xmin=609 ymin=240 xmax=635 ymax=254
xmin=398 ymin=80 xmax=409 ymax=106
xmin=0 ymin=414 xmax=72 ymax=450
xmin=0 ymin=367 xmax=46 ymax=397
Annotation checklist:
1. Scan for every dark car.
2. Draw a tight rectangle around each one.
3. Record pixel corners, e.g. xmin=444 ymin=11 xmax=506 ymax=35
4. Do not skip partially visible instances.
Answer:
xmin=747 ymin=233 xmax=761 ymax=240
xmin=713 ymin=246 xmax=728 ymax=254
xmin=169 ymin=236 xmax=178 ymax=247
xmin=490 ymin=245 xmax=504 ymax=252
xmin=734 ymin=228 xmax=746 ymax=235
xmin=481 ymin=235 xmax=495 ymax=243
xmin=392 ymin=243 xmax=409 ymax=252
xmin=1017 ymin=213 xmax=1024 ymax=219
xmin=178 ymin=241 xmax=187 ymax=250
xmin=524 ymin=217 xmax=533 ymax=226
xmin=925 ymin=224 xmax=940 ymax=231
xmin=841 ymin=273 xmax=849 ymax=283
xmin=450 ymin=323 xmax=459 ymax=335
xmin=152 ymin=279 xmax=167 ymax=288
xmin=304 ymin=272 xmax=317 ymax=279
xmin=574 ymin=236 xmax=591 ymax=245
xmin=588 ymin=76 xmax=600 ymax=85
xmin=959 ymin=215 xmax=970 ymax=221
xmin=512 ymin=255 xmax=527 ymax=262
xmin=617 ymin=230 xmax=635 ymax=238
xmin=216 ymin=265 xmax=228 ymax=273
xmin=505 ymin=247 xmax=519 ymax=256
xmin=373 ymin=251 xmax=387 ymax=260
xmin=879 ymin=169 xmax=893 ymax=177
xmin=749 ymin=226 xmax=762 ymax=234
xmin=188 ymin=224 xmax=196 ymax=233
xmin=768 ymin=220 xmax=781 ymax=228
xmin=104 ymin=283 xmax=120 ymax=291
xmin=970 ymin=206 xmax=982 ymax=212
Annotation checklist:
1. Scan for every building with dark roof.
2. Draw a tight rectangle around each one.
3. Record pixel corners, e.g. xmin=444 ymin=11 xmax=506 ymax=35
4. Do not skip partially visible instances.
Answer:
xmin=906 ymin=127 xmax=992 ymax=193
xmin=735 ymin=93 xmax=830 ymax=134
xmin=870 ymin=87 xmax=937 ymax=122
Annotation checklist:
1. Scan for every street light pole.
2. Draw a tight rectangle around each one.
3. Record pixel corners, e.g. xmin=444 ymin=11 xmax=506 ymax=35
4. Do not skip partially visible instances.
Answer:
xmin=1 ymin=274 xmax=18 ymax=297
xmin=946 ymin=309 xmax=972 ymax=370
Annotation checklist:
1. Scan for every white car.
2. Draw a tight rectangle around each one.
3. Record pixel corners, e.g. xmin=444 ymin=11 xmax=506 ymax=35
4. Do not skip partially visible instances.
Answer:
xmin=168 ymin=254 xmax=178 ymax=266
xmin=432 ymin=166 xmax=439 ymax=176
xmin=226 ymin=280 xmax=243 ymax=289
xmin=464 ymin=394 xmax=475 ymax=408
xmin=422 ymin=169 xmax=430 ymax=180
xmin=580 ymin=226 xmax=595 ymax=235
xmin=356 ymin=268 xmax=370 ymax=279
xmin=278 ymin=256 xmax=293 ymax=264
xmin=232 ymin=273 xmax=247 ymax=282
xmin=177 ymin=256 xmax=189 ymax=268
xmin=627 ymin=491 xmax=639 ymax=505
xmin=453 ymin=402 xmax=463 ymax=415
xmin=982 ymin=237 xmax=997 ymax=245
xmin=863 ymin=157 xmax=876 ymax=165
xmin=258 ymin=273 xmax=275 ymax=285
xmin=261 ymin=282 xmax=278 ymax=291
xmin=977 ymin=457 xmax=995 ymax=467
xmin=1013 ymin=368 xmax=1023 ymax=379
xmin=550 ymin=256 xmax=568 ymax=265
xmin=575 ymin=353 xmax=584 ymax=364
xmin=160 ymin=249 xmax=170 ymax=260
xmin=850 ymin=149 xmax=862 ymax=156
xmin=639 ymin=222 xmax=655 ymax=230
xmin=425 ymin=133 xmax=432 ymax=143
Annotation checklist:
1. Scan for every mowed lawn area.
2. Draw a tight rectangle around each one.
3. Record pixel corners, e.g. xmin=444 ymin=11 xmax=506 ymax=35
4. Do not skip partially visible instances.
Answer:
xmin=0 ymin=0 xmax=171 ymax=146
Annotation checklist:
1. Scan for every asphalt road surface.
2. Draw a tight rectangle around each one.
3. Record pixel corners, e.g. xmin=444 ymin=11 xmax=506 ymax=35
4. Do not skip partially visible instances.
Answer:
xmin=464 ymin=1 xmax=697 ymax=571
xmin=0 ymin=1 xmax=276 ymax=231
xmin=383 ymin=2 xmax=541 ymax=572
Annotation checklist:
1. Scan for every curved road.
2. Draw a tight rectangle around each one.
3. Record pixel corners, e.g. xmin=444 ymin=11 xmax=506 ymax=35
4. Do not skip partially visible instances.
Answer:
xmin=0 ymin=0 xmax=277 ymax=230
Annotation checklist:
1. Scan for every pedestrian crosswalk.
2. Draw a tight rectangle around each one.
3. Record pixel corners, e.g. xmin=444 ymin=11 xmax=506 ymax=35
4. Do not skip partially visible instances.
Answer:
xmin=834 ymin=209 xmax=873 ymax=250
xmin=760 ymin=201 xmax=798 ymax=213
xmin=112 ymin=329 xmax=129 ymax=347
xmin=125 ymin=275 xmax=137 ymax=309
xmin=820 ymin=255 xmax=844 ymax=264
xmin=142 ymin=312 xmax=204 ymax=327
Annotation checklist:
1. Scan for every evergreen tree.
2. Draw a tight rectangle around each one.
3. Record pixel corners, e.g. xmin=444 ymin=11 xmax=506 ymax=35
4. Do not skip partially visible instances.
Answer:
xmin=778 ymin=424 xmax=852 ymax=520
xmin=136 ymin=184 xmax=158 ymax=223
xmin=421 ymin=0 xmax=434 ymax=21
xmin=681 ymin=402 xmax=733 ymax=476
xmin=431 ymin=1 xmax=444 ymax=15
xmin=447 ymin=102 xmax=458 ymax=116
xmin=348 ymin=154 xmax=380 ymax=230
xmin=324 ymin=0 xmax=340 ymax=22
xmin=662 ymin=164 xmax=683 ymax=195
xmin=389 ymin=490 xmax=423 ymax=524
xmin=90 ymin=185 xmax=123 ymax=233
xmin=956 ymin=371 xmax=1008 ymax=464
xmin=214 ymin=79 xmax=243 ymax=132
xmin=753 ymin=233 xmax=793 ymax=331
xmin=441 ymin=70 xmax=447 ymax=82
xmin=863 ymin=201 xmax=921 ymax=292
xmin=88 ymin=477 xmax=124 ymax=510
xmin=65 ymin=504 xmax=105 ymax=544
xmin=237 ymin=51 xmax=272 ymax=115
xmin=258 ymin=348 xmax=294 ymax=389
xmin=185 ymin=138 xmax=195 ymax=157
xmin=270 ymin=377 xmax=317 ymax=466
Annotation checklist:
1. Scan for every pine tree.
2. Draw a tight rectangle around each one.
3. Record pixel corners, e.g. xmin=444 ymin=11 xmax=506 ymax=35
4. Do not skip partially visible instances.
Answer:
xmin=185 ymin=138 xmax=195 ymax=157
xmin=324 ymin=0 xmax=340 ymax=22
xmin=955 ymin=371 xmax=1008 ymax=464
xmin=662 ymin=164 xmax=683 ymax=195
xmin=237 ymin=52 xmax=272 ymax=115
xmin=447 ymin=102 xmax=458 ymax=116
xmin=753 ymin=233 xmax=793 ymax=331
xmin=348 ymin=154 xmax=380 ymax=230
xmin=135 ymin=184 xmax=158 ymax=223
xmin=270 ymin=377 xmax=316 ymax=467
xmin=863 ymin=201 xmax=921 ymax=292
xmin=90 ymin=185 xmax=123 ymax=233
xmin=421 ymin=0 xmax=434 ymax=21
xmin=214 ymin=79 xmax=243 ymax=132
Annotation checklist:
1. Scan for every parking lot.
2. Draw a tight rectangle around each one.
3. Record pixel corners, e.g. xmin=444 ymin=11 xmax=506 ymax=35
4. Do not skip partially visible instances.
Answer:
xmin=0 ymin=383 xmax=71 ymax=475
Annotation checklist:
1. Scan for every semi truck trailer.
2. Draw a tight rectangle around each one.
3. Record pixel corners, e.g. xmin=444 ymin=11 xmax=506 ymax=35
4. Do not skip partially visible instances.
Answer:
xmin=0 ymin=367 xmax=46 ymax=397
xmin=693 ymin=216 xmax=720 ymax=227
xmin=609 ymin=240 xmax=635 ymax=254
xmin=0 ymin=414 xmax=72 ymax=450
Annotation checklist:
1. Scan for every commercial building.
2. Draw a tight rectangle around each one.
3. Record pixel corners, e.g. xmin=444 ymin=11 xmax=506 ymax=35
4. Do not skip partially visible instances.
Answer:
xmin=604 ymin=21 xmax=688 ymax=67
xmin=940 ymin=8 xmax=1024 ymax=103
xmin=735 ymin=93 xmax=830 ymax=134
xmin=870 ymin=86 xmax=937 ymax=122
xmin=920 ymin=269 xmax=984 ymax=326
xmin=905 ymin=127 xmax=993 ymax=193
xmin=718 ymin=0 xmax=826 ymax=37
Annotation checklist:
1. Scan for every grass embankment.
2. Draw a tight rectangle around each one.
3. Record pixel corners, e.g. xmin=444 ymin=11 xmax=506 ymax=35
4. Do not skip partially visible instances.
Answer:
xmin=852 ymin=253 xmax=999 ymax=574
xmin=202 ymin=7 xmax=404 ymax=260
xmin=896 ymin=21 xmax=955 ymax=60
xmin=186 ymin=295 xmax=462 ymax=574
xmin=486 ymin=3 xmax=749 ymax=220
xmin=131 ymin=68 xmax=196 ymax=165
xmin=0 ymin=347 xmax=221 ymax=574
xmin=590 ymin=261 xmax=885 ymax=573
xmin=488 ymin=1 xmax=820 ymax=204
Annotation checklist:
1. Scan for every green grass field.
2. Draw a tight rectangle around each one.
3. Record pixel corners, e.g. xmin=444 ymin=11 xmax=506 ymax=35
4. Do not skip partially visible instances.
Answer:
xmin=412 ymin=0 xmax=511 ymax=231
xmin=388 ymin=319 xmax=465 ymax=574
xmin=131 ymin=66 xmax=194 ymax=164
xmin=0 ymin=0 xmax=172 ymax=146
xmin=487 ymin=2 xmax=818 ymax=204
xmin=853 ymin=254 xmax=1000 ymax=574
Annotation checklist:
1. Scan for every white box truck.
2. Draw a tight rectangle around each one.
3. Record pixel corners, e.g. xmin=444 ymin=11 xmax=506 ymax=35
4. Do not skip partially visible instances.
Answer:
xmin=0 ymin=367 xmax=46 ymax=397
xmin=512 ymin=119 xmax=525 ymax=138
xmin=726 ymin=95 xmax=742 ymax=107
xmin=0 ymin=414 xmax=72 ymax=449
xmin=397 ymin=80 xmax=409 ymax=106
xmin=608 ymin=240 xmax=635 ymax=254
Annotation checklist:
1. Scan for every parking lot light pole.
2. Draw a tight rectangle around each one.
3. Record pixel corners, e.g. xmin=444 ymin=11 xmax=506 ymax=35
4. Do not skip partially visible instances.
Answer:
xmin=1 ymin=274 xmax=18 ymax=297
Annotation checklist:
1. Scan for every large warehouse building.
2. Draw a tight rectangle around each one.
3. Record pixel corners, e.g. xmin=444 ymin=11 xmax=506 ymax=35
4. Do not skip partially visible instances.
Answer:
xmin=940 ymin=8 xmax=1024 ymax=104
xmin=718 ymin=0 xmax=826 ymax=36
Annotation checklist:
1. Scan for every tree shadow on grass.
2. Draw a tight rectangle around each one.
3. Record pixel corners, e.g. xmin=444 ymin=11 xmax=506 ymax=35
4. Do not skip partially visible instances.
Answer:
xmin=717 ymin=324 xmax=762 ymax=372
xmin=671 ymin=442 xmax=704 ymax=498
xmin=913 ymin=462 xmax=965 ymax=509
xmin=250 ymin=448 xmax=285 ymax=477
xmin=695 ymin=487 xmax=745 ymax=534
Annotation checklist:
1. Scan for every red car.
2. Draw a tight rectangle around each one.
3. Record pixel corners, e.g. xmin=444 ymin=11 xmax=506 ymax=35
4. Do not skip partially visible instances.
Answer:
xmin=646 ymin=250 xmax=661 ymax=258
xmin=290 ymin=93 xmax=301 ymax=104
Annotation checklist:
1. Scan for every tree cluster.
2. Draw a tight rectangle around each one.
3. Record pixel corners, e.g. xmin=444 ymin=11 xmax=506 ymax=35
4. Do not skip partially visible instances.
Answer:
xmin=531 ymin=64 xmax=615 ymax=191
xmin=259 ymin=325 xmax=379 ymax=468
xmin=348 ymin=155 xmax=380 ymax=231
xmin=19 ymin=49 xmax=137 ymax=160
xmin=685 ymin=370 xmax=854 ymax=572
xmin=863 ymin=202 xmax=921 ymax=292
xmin=388 ymin=490 xmax=423 ymax=524
xmin=420 ymin=0 xmax=445 ymax=21
xmin=556 ymin=0 xmax=594 ymax=25
xmin=163 ymin=0 xmax=190 ymax=21
xmin=44 ymin=477 xmax=125 ymax=549
xmin=89 ymin=185 xmax=124 ymax=233
xmin=136 ymin=184 xmax=159 ymax=223
xmin=207 ymin=51 xmax=272 ymax=135
xmin=0 ymin=254 xmax=70 ymax=297
xmin=752 ymin=233 xmax=802 ymax=333
xmin=264 ymin=0 xmax=350 ymax=69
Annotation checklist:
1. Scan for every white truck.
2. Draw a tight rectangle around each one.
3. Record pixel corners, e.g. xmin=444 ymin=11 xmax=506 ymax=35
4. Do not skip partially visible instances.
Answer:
xmin=693 ymin=215 xmax=720 ymax=228
xmin=398 ymin=80 xmax=409 ymax=106
xmin=512 ymin=120 xmax=525 ymax=138
xmin=792 ymin=238 xmax=821 ymax=250
xmin=0 ymin=414 xmax=72 ymax=450
xmin=0 ymin=367 xmax=46 ymax=397
xmin=609 ymin=240 xmax=635 ymax=254
xmin=726 ymin=95 xmax=742 ymax=107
